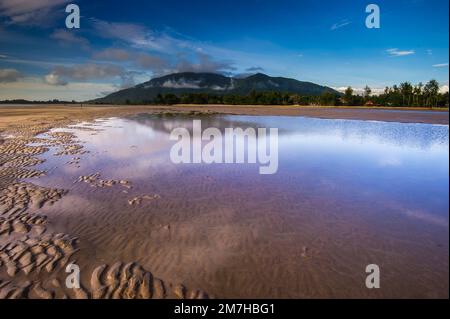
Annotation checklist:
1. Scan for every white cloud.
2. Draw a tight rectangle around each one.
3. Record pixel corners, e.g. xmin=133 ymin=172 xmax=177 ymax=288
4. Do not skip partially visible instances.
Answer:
xmin=0 ymin=0 xmax=68 ymax=16
xmin=386 ymin=48 xmax=415 ymax=57
xmin=0 ymin=68 xmax=23 ymax=83
xmin=331 ymin=20 xmax=351 ymax=31
xmin=439 ymin=85 xmax=449 ymax=94
xmin=0 ymin=57 xmax=62 ymax=69
xmin=432 ymin=63 xmax=449 ymax=68
xmin=136 ymin=53 xmax=168 ymax=72
xmin=0 ymin=0 xmax=70 ymax=25
xmin=43 ymin=63 xmax=141 ymax=89
xmin=46 ymin=63 xmax=127 ymax=83
xmin=174 ymin=53 xmax=235 ymax=74
xmin=91 ymin=19 xmax=148 ymax=44
xmin=93 ymin=48 xmax=131 ymax=61
xmin=44 ymin=73 xmax=66 ymax=86
xmin=155 ymin=79 xmax=228 ymax=91
xmin=93 ymin=48 xmax=170 ymax=75
xmin=51 ymin=29 xmax=90 ymax=50
xmin=246 ymin=66 xmax=265 ymax=72
xmin=90 ymin=18 xmax=267 ymax=78
xmin=90 ymin=18 xmax=232 ymax=60
xmin=0 ymin=77 xmax=116 ymax=101
xmin=332 ymin=86 xmax=385 ymax=95
xmin=91 ymin=18 xmax=197 ymax=55
xmin=161 ymin=79 xmax=201 ymax=89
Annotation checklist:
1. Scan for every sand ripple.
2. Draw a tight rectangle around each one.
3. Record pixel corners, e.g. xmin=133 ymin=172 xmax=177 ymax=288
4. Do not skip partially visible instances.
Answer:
xmin=0 ymin=119 xmax=210 ymax=299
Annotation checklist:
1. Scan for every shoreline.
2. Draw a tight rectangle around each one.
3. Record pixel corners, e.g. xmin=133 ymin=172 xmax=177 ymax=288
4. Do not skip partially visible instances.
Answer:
xmin=1 ymin=105 xmax=448 ymax=134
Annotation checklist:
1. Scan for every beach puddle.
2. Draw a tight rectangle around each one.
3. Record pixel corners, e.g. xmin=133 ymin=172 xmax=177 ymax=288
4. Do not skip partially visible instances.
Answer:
xmin=25 ymin=114 xmax=449 ymax=298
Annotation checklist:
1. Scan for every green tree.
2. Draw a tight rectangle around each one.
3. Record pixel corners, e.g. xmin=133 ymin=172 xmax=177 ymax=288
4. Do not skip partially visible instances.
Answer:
xmin=413 ymin=82 xmax=423 ymax=106
xmin=344 ymin=86 xmax=353 ymax=105
xmin=163 ymin=94 xmax=180 ymax=105
xmin=399 ymin=82 xmax=413 ymax=106
xmin=364 ymin=85 xmax=372 ymax=99
xmin=424 ymin=79 xmax=439 ymax=107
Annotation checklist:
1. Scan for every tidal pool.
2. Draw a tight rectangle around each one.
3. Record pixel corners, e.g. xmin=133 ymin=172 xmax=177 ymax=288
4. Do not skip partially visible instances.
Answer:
xmin=30 ymin=114 xmax=449 ymax=298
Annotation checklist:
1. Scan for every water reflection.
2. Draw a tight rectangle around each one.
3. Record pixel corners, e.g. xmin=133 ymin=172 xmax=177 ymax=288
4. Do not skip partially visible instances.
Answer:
xmin=30 ymin=113 xmax=449 ymax=298
xmin=43 ymin=114 xmax=449 ymax=226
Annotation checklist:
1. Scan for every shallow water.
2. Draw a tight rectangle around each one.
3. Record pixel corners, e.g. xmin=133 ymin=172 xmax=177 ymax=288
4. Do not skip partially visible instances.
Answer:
xmin=30 ymin=114 xmax=449 ymax=298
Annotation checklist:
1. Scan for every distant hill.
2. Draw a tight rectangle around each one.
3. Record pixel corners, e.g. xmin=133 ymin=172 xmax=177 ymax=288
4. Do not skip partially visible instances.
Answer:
xmin=92 ymin=72 xmax=340 ymax=104
xmin=0 ymin=99 xmax=79 ymax=105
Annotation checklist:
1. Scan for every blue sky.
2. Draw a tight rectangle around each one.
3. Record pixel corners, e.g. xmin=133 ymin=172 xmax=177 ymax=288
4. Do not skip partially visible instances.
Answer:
xmin=0 ymin=0 xmax=448 ymax=100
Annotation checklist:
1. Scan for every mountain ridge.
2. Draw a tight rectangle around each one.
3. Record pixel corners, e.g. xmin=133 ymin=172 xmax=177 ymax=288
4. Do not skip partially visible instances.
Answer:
xmin=92 ymin=72 xmax=340 ymax=104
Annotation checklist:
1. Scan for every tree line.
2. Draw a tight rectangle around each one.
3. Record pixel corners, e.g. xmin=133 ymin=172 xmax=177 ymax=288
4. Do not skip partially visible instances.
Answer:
xmin=344 ymin=79 xmax=448 ymax=107
xmin=0 ymin=99 xmax=80 ymax=104
xmin=139 ymin=79 xmax=448 ymax=108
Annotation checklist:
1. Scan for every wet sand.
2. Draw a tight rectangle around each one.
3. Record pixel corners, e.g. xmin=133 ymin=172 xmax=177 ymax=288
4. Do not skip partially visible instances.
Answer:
xmin=0 ymin=108 xmax=211 ymax=299
xmin=0 ymin=104 xmax=448 ymax=132
xmin=0 ymin=105 xmax=448 ymax=299
xmin=171 ymin=104 xmax=449 ymax=125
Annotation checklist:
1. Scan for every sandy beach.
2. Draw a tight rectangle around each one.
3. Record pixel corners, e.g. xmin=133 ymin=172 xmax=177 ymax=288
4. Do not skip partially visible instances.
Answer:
xmin=1 ymin=105 xmax=448 ymax=131
xmin=0 ymin=105 xmax=448 ymax=299
xmin=0 ymin=105 xmax=208 ymax=299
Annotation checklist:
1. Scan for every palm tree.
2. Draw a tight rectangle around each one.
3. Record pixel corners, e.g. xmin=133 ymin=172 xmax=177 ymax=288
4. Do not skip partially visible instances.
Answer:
xmin=400 ymin=82 xmax=413 ymax=106
xmin=364 ymin=85 xmax=372 ymax=101
xmin=424 ymin=80 xmax=439 ymax=107
xmin=344 ymin=86 xmax=353 ymax=105
xmin=413 ymin=82 xmax=423 ymax=106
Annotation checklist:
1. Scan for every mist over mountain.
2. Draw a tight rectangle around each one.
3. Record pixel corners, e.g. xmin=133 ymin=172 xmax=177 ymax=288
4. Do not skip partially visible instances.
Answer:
xmin=92 ymin=72 xmax=340 ymax=104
